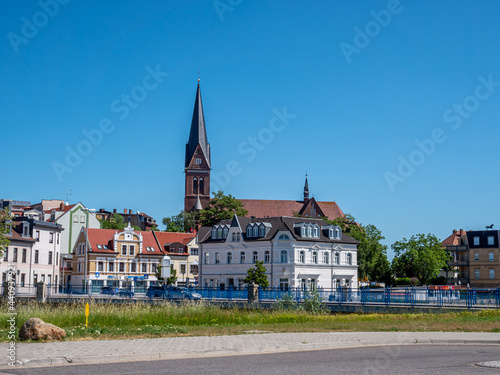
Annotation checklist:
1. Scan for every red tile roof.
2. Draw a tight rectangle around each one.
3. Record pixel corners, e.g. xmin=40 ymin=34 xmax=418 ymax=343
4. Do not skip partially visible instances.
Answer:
xmin=85 ymin=228 xmax=163 ymax=255
xmin=153 ymin=231 xmax=196 ymax=247
xmin=442 ymin=229 xmax=468 ymax=246
xmin=240 ymin=199 xmax=344 ymax=220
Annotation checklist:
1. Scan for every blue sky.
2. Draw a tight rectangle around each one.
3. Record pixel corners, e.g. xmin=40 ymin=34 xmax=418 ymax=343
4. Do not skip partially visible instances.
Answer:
xmin=2 ymin=1 xmax=499 ymax=258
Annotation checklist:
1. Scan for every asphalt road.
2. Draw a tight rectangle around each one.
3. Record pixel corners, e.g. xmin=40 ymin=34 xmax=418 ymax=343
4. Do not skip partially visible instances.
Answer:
xmin=3 ymin=345 xmax=500 ymax=375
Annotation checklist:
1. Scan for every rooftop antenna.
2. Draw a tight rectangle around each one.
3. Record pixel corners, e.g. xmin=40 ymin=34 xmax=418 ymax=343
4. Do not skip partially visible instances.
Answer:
xmin=65 ymin=189 xmax=72 ymax=204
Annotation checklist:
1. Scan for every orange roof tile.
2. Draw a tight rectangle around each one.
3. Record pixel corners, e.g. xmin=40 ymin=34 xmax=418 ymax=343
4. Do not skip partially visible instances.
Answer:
xmin=442 ymin=229 xmax=468 ymax=246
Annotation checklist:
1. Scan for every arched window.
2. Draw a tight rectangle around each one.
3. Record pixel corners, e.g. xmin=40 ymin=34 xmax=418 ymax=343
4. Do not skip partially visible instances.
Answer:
xmin=215 ymin=252 xmax=220 ymax=264
xmin=299 ymin=251 xmax=305 ymax=263
xmin=223 ymin=226 xmax=229 ymax=239
xmin=281 ymin=250 xmax=288 ymax=263
xmin=193 ymin=177 xmax=198 ymax=194
xmin=240 ymin=251 xmax=245 ymax=264
xmin=278 ymin=234 xmax=290 ymax=240
xmin=246 ymin=225 xmax=252 ymax=238
xmin=334 ymin=252 xmax=340 ymax=265
xmin=204 ymin=252 xmax=209 ymax=264
xmin=253 ymin=251 xmax=258 ymax=263
xmin=253 ymin=225 xmax=258 ymax=237
xmin=265 ymin=251 xmax=270 ymax=263
xmin=232 ymin=232 xmax=236 ymax=242
xmin=199 ymin=177 xmax=204 ymax=195
xmin=236 ymin=232 xmax=241 ymax=241
xmin=312 ymin=251 xmax=318 ymax=264
xmin=347 ymin=253 xmax=352 ymax=265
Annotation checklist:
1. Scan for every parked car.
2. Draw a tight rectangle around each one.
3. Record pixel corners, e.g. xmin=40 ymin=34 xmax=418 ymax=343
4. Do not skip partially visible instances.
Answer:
xmin=146 ymin=285 xmax=201 ymax=300
xmin=100 ymin=286 xmax=134 ymax=298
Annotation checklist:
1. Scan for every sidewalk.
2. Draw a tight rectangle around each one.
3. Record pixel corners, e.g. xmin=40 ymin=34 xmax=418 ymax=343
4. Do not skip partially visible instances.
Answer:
xmin=1 ymin=331 xmax=499 ymax=368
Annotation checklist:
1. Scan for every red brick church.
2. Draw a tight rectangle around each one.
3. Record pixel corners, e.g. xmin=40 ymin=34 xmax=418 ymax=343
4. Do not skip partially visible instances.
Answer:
xmin=184 ymin=82 xmax=345 ymax=221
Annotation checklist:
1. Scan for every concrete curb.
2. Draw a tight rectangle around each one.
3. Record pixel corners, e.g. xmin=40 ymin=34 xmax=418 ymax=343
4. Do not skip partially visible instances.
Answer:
xmin=6 ymin=338 xmax=500 ymax=368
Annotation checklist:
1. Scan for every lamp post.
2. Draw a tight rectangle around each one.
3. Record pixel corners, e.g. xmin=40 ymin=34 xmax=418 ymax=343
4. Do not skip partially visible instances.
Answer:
xmin=81 ymin=207 xmax=96 ymax=293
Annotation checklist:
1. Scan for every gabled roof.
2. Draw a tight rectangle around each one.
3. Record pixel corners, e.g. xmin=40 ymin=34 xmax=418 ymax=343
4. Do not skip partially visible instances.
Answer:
xmin=442 ymin=229 xmax=468 ymax=246
xmin=83 ymin=228 xmax=163 ymax=255
xmin=200 ymin=216 xmax=358 ymax=245
xmin=185 ymin=82 xmax=210 ymax=168
xmin=152 ymin=231 xmax=196 ymax=249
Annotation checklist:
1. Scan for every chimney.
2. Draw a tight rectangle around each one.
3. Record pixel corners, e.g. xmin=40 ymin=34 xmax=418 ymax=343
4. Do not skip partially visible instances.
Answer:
xmin=113 ymin=209 xmax=117 ymax=213
xmin=124 ymin=209 xmax=127 ymax=214
xmin=60 ymin=202 xmax=64 ymax=210
xmin=129 ymin=209 xmax=132 ymax=214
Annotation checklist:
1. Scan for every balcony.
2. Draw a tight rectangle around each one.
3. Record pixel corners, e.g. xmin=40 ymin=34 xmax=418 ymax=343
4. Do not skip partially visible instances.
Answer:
xmin=447 ymin=260 xmax=468 ymax=267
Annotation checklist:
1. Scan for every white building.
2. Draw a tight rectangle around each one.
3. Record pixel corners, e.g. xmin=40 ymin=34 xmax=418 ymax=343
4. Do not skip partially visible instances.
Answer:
xmin=1 ymin=217 xmax=63 ymax=291
xmin=198 ymin=215 xmax=358 ymax=290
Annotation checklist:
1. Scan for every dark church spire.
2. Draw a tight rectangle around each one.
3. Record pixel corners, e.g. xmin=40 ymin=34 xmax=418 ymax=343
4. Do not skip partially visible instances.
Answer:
xmin=185 ymin=81 xmax=210 ymax=168
xmin=303 ymin=173 xmax=309 ymax=201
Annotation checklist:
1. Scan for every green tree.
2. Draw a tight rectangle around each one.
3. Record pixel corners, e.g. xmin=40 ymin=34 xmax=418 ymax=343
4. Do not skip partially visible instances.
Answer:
xmin=391 ymin=233 xmax=450 ymax=285
xmin=243 ymin=261 xmax=269 ymax=288
xmin=100 ymin=214 xmax=126 ymax=230
xmin=162 ymin=210 xmax=197 ymax=232
xmin=0 ymin=208 xmax=12 ymax=257
xmin=155 ymin=264 xmax=178 ymax=286
xmin=324 ymin=214 xmax=392 ymax=285
xmin=198 ymin=191 xmax=248 ymax=227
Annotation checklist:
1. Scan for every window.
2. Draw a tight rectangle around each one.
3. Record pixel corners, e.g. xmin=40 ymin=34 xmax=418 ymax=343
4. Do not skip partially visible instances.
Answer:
xmin=487 ymin=236 xmax=495 ymax=245
xmin=190 ymin=264 xmax=198 ymax=274
xmin=22 ymin=249 xmax=26 ymax=263
xmin=347 ymin=253 xmax=352 ymax=265
xmin=313 ymin=227 xmax=319 ymax=238
xmin=212 ymin=228 xmax=217 ymax=239
xmin=259 ymin=225 xmax=265 ymax=237
xmin=152 ymin=264 xmax=157 ymax=273
xmin=473 ymin=236 xmax=480 ymax=246
xmin=48 ymin=251 xmax=53 ymax=265
xmin=122 ymin=245 xmax=127 ymax=255
xmin=48 ymin=275 xmax=52 ymax=286
xmin=474 ymin=269 xmax=480 ymax=279
xmin=109 ymin=262 xmax=114 ymax=272
xmin=489 ymin=269 xmax=495 ymax=280
xmin=265 ymin=251 xmax=271 ymax=263
xmin=278 ymin=234 xmax=289 ymax=240
xmin=299 ymin=251 xmax=305 ymax=263
xmin=329 ymin=229 xmax=334 ymax=238
xmin=334 ymin=252 xmax=340 ymax=265
xmin=191 ymin=248 xmax=198 ymax=255
xmin=35 ymin=230 xmax=40 ymax=241
xmin=57 ymin=233 xmax=59 ymax=244
xmin=253 ymin=251 xmax=258 ymax=263
xmin=142 ymin=263 xmax=147 ymax=273
xmin=49 ymin=232 xmax=54 ymax=243
xmin=3 ymin=249 xmax=7 ymax=261
xmin=21 ymin=274 xmax=25 ymax=287
xmin=131 ymin=263 xmax=136 ymax=272
xmin=98 ymin=262 xmax=104 ymax=272
xmin=474 ymin=253 xmax=479 ymax=261
xmin=323 ymin=252 xmax=329 ymax=264
xmin=489 ymin=252 xmax=494 ymax=261
xmin=73 ymin=215 xmax=78 ymax=223
xmin=279 ymin=278 xmax=289 ymax=291
xmin=97 ymin=245 xmax=102 ymax=249
xmin=215 ymin=252 xmax=220 ymax=264
xmin=180 ymin=264 xmax=186 ymax=274
xmin=13 ymin=248 xmax=18 ymax=262
xmin=227 ymin=252 xmax=232 ymax=264
xmin=204 ymin=252 xmax=209 ymax=264
xmin=246 ymin=225 xmax=252 ymax=238
xmin=223 ymin=227 xmax=229 ymax=239
xmin=34 ymin=250 xmax=39 ymax=264
xmin=23 ymin=224 xmax=28 ymax=236
xmin=119 ymin=263 xmax=125 ymax=272
xmin=129 ymin=245 xmax=135 ymax=255
xmin=307 ymin=226 xmax=312 ymax=237
xmin=240 ymin=251 xmax=245 ymax=264
xmin=80 ymin=215 xmax=85 ymax=223
xmin=199 ymin=178 xmax=204 ymax=194
xmin=301 ymin=227 xmax=306 ymax=237
xmin=280 ymin=250 xmax=287 ymax=263
xmin=253 ymin=226 xmax=258 ymax=237
xmin=232 ymin=233 xmax=236 ymax=242
xmin=236 ymin=232 xmax=241 ymax=241
xmin=195 ymin=158 xmax=202 ymax=165
xmin=218 ymin=227 xmax=223 ymax=238
xmin=193 ymin=177 xmax=198 ymax=193
xmin=312 ymin=251 xmax=318 ymax=264
xmin=56 ymin=252 xmax=58 ymax=266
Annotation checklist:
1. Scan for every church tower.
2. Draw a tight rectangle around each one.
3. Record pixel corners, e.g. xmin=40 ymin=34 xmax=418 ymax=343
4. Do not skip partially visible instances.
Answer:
xmin=184 ymin=81 xmax=211 ymax=212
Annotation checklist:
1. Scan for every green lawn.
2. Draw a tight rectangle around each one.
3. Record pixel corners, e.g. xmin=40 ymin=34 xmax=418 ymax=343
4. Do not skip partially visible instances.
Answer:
xmin=1 ymin=301 xmax=500 ymax=342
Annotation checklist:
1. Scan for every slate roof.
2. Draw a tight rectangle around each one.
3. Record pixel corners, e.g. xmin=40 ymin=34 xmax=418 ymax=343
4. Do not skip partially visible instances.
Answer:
xmin=199 ymin=216 xmax=358 ymax=245
xmin=185 ymin=82 xmax=210 ymax=168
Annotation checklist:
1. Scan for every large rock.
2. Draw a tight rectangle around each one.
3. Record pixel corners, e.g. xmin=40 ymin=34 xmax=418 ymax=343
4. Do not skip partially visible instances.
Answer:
xmin=19 ymin=318 xmax=66 ymax=341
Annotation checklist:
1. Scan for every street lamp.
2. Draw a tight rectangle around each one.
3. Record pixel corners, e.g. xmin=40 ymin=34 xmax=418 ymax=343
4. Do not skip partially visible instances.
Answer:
xmin=81 ymin=207 xmax=96 ymax=293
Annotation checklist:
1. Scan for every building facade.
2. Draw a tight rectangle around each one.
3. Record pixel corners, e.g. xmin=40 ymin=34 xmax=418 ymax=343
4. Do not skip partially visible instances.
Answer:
xmin=69 ymin=224 xmax=164 ymax=291
xmin=198 ymin=215 xmax=358 ymax=290
xmin=467 ymin=230 xmax=500 ymax=288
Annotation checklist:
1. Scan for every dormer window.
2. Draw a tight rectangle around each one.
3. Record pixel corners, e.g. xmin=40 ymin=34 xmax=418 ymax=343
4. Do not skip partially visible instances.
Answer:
xmin=212 ymin=227 xmax=217 ymax=239
xmin=307 ymin=226 xmax=312 ymax=237
xmin=301 ymin=227 xmax=306 ymax=237
xmin=253 ymin=225 xmax=258 ymax=237
xmin=258 ymin=224 xmax=265 ymax=237
xmin=217 ymin=227 xmax=223 ymax=238
xmin=313 ymin=226 xmax=319 ymax=238
xmin=246 ymin=225 xmax=252 ymax=238
xmin=223 ymin=226 xmax=229 ymax=239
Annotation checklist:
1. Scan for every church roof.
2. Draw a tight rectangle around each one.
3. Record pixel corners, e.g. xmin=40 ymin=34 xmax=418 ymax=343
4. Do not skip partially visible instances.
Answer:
xmin=185 ymin=82 xmax=210 ymax=168
xmin=239 ymin=199 xmax=344 ymax=221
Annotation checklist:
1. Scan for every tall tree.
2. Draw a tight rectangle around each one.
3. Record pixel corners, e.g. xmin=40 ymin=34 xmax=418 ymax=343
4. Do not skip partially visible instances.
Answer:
xmin=243 ymin=261 xmax=269 ymax=288
xmin=162 ymin=210 xmax=197 ymax=232
xmin=324 ymin=214 xmax=392 ymax=285
xmin=0 ymin=208 xmax=12 ymax=257
xmin=198 ymin=191 xmax=248 ymax=227
xmin=391 ymin=233 xmax=450 ymax=285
